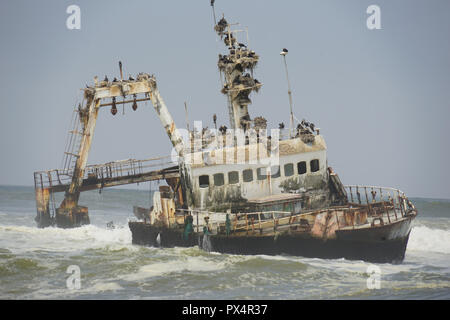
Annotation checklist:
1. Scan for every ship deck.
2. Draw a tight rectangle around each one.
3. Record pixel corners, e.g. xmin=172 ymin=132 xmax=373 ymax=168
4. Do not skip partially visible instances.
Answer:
xmin=169 ymin=185 xmax=418 ymax=241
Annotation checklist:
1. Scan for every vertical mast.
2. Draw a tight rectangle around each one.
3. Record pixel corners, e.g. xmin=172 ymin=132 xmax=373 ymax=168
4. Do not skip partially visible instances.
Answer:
xmin=281 ymin=49 xmax=294 ymax=138
xmin=214 ymin=15 xmax=262 ymax=131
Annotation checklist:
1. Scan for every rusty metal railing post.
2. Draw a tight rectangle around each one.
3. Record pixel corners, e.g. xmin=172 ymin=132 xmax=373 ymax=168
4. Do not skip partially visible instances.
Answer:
xmin=396 ymin=190 xmax=403 ymax=217
xmin=402 ymin=194 xmax=408 ymax=214
xmin=392 ymin=197 xmax=398 ymax=221
xmin=381 ymin=191 xmax=390 ymax=224
xmin=56 ymin=170 xmax=62 ymax=185
xmin=364 ymin=187 xmax=372 ymax=215
xmin=349 ymin=186 xmax=354 ymax=203
xmin=356 ymin=186 xmax=361 ymax=204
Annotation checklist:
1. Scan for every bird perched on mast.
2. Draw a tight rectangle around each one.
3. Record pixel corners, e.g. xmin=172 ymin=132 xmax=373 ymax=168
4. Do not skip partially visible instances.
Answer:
xmin=213 ymin=114 xmax=217 ymax=129
xmin=280 ymin=48 xmax=288 ymax=56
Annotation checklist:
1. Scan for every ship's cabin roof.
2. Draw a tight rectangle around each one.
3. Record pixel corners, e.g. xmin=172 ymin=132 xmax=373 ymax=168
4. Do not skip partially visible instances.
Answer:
xmin=183 ymin=135 xmax=327 ymax=169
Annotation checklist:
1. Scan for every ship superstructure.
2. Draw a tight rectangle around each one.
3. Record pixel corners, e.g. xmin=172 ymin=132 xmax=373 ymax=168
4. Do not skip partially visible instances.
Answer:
xmin=170 ymin=14 xmax=348 ymax=216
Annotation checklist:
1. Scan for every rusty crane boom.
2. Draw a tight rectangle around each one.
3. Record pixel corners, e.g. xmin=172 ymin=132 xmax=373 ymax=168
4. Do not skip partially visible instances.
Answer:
xmin=34 ymin=71 xmax=185 ymax=228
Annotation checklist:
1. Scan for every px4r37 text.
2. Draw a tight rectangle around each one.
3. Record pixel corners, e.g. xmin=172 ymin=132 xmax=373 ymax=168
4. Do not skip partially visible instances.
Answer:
xmin=226 ymin=304 xmax=268 ymax=315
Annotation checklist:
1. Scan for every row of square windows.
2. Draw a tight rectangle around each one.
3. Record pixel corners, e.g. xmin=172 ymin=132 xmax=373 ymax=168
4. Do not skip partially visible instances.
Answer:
xmin=198 ymin=159 xmax=320 ymax=188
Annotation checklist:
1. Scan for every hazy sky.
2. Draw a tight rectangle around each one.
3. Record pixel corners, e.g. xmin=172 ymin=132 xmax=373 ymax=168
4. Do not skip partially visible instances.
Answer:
xmin=0 ymin=0 xmax=449 ymax=199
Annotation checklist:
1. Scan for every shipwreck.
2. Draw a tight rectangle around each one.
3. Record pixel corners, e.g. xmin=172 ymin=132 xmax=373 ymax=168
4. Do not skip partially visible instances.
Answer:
xmin=34 ymin=4 xmax=417 ymax=263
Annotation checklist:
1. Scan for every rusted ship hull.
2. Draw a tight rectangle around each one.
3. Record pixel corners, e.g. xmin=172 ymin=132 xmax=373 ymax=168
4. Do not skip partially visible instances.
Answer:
xmin=204 ymin=216 xmax=414 ymax=263
xmin=129 ymin=222 xmax=198 ymax=247
xmin=129 ymin=213 xmax=415 ymax=263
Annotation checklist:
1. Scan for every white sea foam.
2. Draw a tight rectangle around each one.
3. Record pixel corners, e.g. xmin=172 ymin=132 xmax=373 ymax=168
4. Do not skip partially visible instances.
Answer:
xmin=407 ymin=226 xmax=450 ymax=254
xmin=86 ymin=281 xmax=124 ymax=293
xmin=21 ymin=280 xmax=124 ymax=299
xmin=120 ymin=256 xmax=234 ymax=281
xmin=0 ymin=224 xmax=133 ymax=253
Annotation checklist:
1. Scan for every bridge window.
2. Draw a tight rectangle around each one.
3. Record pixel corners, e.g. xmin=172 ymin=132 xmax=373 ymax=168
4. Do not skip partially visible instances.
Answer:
xmin=257 ymin=167 xmax=267 ymax=180
xmin=213 ymin=173 xmax=225 ymax=186
xmin=199 ymin=175 xmax=209 ymax=188
xmin=243 ymin=169 xmax=253 ymax=182
xmin=310 ymin=159 xmax=320 ymax=172
xmin=284 ymin=163 xmax=294 ymax=177
xmin=228 ymin=171 xmax=239 ymax=184
xmin=297 ymin=161 xmax=307 ymax=175
xmin=271 ymin=165 xmax=281 ymax=178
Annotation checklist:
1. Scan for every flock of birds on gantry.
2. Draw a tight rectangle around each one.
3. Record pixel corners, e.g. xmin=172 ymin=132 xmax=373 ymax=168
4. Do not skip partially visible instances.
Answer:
xmin=213 ymin=17 xmax=317 ymax=139
xmin=82 ymin=7 xmax=318 ymax=140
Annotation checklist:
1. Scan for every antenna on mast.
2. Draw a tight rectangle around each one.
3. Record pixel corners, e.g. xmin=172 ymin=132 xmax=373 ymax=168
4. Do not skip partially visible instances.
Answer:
xmin=280 ymin=48 xmax=294 ymax=138
xmin=210 ymin=0 xmax=217 ymax=26
xmin=184 ymin=101 xmax=190 ymax=132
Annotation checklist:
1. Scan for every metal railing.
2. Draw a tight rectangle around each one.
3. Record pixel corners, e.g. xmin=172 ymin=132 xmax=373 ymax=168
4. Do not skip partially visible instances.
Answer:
xmin=343 ymin=185 xmax=417 ymax=227
xmin=177 ymin=208 xmax=307 ymax=236
xmin=174 ymin=185 xmax=418 ymax=237
xmin=34 ymin=155 xmax=175 ymax=191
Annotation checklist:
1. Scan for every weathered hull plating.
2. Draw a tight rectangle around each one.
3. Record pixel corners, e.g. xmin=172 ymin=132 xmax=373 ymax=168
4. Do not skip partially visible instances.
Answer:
xmin=129 ymin=214 xmax=415 ymax=263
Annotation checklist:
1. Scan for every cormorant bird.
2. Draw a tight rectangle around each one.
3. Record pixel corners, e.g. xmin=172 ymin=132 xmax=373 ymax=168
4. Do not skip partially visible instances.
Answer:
xmin=104 ymin=75 xmax=109 ymax=82
xmin=279 ymin=122 xmax=285 ymax=129
xmin=224 ymin=34 xmax=236 ymax=47
xmin=301 ymin=119 xmax=310 ymax=128
xmin=112 ymin=77 xmax=118 ymax=83
xmin=219 ymin=125 xmax=228 ymax=134
xmin=128 ymin=75 xmax=135 ymax=81
xmin=217 ymin=17 xmax=227 ymax=28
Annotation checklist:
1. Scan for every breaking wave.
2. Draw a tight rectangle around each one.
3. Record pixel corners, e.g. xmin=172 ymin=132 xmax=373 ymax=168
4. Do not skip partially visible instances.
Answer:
xmin=0 ymin=223 xmax=133 ymax=253
xmin=407 ymin=226 xmax=450 ymax=254
xmin=2 ymin=223 xmax=449 ymax=256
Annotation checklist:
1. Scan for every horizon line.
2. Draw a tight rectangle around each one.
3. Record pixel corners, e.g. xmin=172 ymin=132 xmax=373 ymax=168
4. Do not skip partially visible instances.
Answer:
xmin=0 ymin=184 xmax=449 ymax=202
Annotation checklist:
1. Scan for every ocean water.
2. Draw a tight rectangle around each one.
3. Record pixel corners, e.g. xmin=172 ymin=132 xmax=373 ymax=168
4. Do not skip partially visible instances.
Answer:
xmin=0 ymin=185 xmax=449 ymax=300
